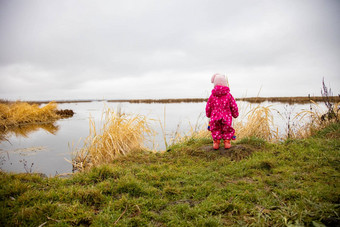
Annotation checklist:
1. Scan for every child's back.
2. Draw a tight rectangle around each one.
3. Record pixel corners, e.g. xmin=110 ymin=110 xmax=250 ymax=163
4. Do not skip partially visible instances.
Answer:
xmin=206 ymin=74 xmax=239 ymax=149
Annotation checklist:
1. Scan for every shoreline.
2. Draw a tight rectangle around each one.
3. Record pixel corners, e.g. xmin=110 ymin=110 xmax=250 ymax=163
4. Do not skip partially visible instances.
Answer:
xmin=1 ymin=96 xmax=339 ymax=104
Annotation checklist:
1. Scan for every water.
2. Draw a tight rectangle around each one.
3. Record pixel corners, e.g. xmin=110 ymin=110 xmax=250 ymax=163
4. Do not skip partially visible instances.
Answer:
xmin=0 ymin=101 xmax=325 ymax=176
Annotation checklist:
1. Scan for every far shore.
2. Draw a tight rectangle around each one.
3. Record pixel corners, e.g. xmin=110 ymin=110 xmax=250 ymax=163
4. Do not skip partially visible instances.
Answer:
xmin=1 ymin=96 xmax=339 ymax=105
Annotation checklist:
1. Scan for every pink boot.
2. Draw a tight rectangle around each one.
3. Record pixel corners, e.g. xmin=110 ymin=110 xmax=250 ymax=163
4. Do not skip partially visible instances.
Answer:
xmin=224 ymin=140 xmax=231 ymax=149
xmin=213 ymin=140 xmax=220 ymax=150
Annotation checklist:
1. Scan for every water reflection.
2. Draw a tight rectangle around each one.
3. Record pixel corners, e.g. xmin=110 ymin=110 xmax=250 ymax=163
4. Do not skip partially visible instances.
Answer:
xmin=0 ymin=122 xmax=59 ymax=140
xmin=0 ymin=123 xmax=60 ymax=175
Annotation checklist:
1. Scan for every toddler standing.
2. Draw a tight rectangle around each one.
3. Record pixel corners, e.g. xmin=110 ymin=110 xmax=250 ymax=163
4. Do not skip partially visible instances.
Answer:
xmin=206 ymin=74 xmax=239 ymax=149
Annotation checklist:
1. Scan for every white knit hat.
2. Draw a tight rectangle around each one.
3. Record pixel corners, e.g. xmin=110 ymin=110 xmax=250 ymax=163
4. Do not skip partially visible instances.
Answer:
xmin=211 ymin=74 xmax=227 ymax=87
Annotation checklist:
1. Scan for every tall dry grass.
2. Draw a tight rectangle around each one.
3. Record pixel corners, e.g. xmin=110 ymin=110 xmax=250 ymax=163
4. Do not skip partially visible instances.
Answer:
xmin=71 ymin=108 xmax=152 ymax=171
xmin=161 ymin=103 xmax=280 ymax=144
xmin=188 ymin=100 xmax=339 ymax=143
xmin=178 ymin=103 xmax=279 ymax=143
xmin=0 ymin=101 xmax=60 ymax=130
xmin=292 ymin=101 xmax=340 ymax=139
xmin=233 ymin=105 xmax=279 ymax=142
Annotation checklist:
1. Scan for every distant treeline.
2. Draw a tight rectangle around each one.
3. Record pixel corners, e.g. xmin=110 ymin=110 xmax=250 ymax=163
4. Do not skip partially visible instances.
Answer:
xmin=107 ymin=98 xmax=207 ymax=104
xmin=1 ymin=96 xmax=339 ymax=105
xmin=106 ymin=96 xmax=340 ymax=104
xmin=236 ymin=96 xmax=340 ymax=104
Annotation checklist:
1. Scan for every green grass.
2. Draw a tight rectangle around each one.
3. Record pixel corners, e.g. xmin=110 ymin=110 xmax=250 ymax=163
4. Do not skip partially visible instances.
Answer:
xmin=1 ymin=123 xmax=339 ymax=226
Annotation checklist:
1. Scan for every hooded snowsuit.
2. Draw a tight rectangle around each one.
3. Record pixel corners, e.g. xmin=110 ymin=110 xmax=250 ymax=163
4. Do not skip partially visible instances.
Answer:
xmin=206 ymin=85 xmax=239 ymax=140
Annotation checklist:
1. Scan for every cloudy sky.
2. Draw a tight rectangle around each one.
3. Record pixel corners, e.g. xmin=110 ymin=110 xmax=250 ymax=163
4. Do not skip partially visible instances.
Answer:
xmin=0 ymin=0 xmax=339 ymax=101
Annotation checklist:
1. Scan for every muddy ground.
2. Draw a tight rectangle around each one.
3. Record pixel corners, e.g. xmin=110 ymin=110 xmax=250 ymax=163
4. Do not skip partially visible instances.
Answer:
xmin=200 ymin=144 xmax=256 ymax=161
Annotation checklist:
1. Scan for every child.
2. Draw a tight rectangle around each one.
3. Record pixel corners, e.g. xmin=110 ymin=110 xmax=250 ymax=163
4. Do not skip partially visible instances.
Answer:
xmin=206 ymin=74 xmax=239 ymax=149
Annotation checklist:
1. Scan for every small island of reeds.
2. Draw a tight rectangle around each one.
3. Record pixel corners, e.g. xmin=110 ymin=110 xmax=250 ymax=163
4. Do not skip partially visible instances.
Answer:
xmin=0 ymin=101 xmax=74 ymax=140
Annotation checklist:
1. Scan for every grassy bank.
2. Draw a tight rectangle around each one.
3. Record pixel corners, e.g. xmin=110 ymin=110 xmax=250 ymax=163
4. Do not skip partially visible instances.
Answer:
xmin=1 ymin=122 xmax=339 ymax=226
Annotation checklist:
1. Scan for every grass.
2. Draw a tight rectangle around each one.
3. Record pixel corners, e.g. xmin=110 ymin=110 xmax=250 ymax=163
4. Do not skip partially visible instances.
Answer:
xmin=1 ymin=122 xmax=339 ymax=226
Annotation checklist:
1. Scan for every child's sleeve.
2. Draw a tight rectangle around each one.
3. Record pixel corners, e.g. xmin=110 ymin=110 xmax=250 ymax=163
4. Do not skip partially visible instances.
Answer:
xmin=206 ymin=96 xmax=212 ymax=118
xmin=229 ymin=94 xmax=239 ymax=118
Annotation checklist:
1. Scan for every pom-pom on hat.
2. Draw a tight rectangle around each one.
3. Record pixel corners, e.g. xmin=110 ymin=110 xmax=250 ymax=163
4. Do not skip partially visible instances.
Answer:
xmin=211 ymin=74 xmax=228 ymax=87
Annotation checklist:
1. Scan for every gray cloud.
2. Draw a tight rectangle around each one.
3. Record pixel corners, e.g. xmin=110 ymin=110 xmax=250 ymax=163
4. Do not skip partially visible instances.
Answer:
xmin=0 ymin=0 xmax=339 ymax=100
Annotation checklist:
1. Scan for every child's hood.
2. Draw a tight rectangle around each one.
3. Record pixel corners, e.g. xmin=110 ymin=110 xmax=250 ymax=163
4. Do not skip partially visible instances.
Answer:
xmin=212 ymin=85 xmax=230 ymax=97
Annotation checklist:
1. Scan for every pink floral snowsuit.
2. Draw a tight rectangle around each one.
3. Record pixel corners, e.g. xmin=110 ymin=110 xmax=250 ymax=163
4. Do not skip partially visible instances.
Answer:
xmin=206 ymin=86 xmax=239 ymax=141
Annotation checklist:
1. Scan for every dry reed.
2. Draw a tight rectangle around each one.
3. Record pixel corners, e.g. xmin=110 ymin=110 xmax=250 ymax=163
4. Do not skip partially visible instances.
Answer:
xmin=0 ymin=101 xmax=60 ymax=130
xmin=292 ymin=101 xmax=340 ymax=138
xmin=193 ymin=100 xmax=339 ymax=142
xmin=71 ymin=108 xmax=152 ymax=171
xmin=159 ymin=106 xmax=168 ymax=149
xmin=233 ymin=105 xmax=279 ymax=142
xmin=165 ymin=103 xmax=279 ymax=144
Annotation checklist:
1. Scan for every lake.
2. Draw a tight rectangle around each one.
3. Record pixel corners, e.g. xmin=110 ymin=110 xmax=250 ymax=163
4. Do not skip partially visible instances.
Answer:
xmin=0 ymin=101 xmax=324 ymax=176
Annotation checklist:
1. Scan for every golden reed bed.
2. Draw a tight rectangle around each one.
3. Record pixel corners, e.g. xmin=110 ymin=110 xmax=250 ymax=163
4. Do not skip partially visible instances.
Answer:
xmin=0 ymin=101 xmax=73 ymax=131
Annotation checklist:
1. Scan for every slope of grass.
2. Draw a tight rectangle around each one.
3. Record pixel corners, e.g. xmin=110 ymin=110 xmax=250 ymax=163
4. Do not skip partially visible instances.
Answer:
xmin=1 ymin=123 xmax=339 ymax=226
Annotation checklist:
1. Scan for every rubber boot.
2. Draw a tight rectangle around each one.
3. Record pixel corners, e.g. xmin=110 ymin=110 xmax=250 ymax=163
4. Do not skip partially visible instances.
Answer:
xmin=213 ymin=140 xmax=220 ymax=150
xmin=224 ymin=140 xmax=231 ymax=149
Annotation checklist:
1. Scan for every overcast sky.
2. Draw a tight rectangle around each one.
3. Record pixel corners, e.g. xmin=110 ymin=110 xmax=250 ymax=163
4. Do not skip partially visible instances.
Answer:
xmin=0 ymin=0 xmax=339 ymax=101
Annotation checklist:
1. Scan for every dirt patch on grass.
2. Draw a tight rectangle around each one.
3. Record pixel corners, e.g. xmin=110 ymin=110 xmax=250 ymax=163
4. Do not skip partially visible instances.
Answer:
xmin=200 ymin=144 xmax=256 ymax=161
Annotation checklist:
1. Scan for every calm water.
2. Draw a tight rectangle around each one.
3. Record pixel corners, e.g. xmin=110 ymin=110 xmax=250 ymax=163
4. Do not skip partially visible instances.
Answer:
xmin=0 ymin=101 xmax=323 ymax=176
